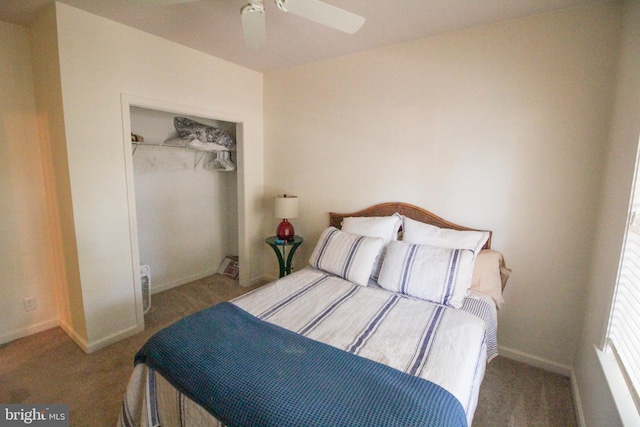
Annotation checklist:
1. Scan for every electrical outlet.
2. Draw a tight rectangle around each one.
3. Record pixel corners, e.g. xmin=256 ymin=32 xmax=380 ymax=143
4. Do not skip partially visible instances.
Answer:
xmin=23 ymin=297 xmax=37 ymax=312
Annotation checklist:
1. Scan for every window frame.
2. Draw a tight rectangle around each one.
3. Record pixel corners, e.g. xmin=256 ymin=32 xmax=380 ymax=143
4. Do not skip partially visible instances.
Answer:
xmin=598 ymin=144 xmax=640 ymax=427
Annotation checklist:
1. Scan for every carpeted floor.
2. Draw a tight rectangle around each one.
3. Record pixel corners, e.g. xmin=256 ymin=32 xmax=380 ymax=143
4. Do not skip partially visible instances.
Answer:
xmin=0 ymin=274 xmax=577 ymax=426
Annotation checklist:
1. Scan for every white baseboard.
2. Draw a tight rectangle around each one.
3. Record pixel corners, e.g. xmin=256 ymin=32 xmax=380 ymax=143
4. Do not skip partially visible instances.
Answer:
xmin=1 ymin=316 xmax=143 ymax=356
xmin=0 ymin=272 xmax=268 ymax=352
xmin=570 ymin=369 xmax=587 ymax=427
xmin=85 ymin=323 xmax=144 ymax=354
xmin=152 ymin=270 xmax=274 ymax=292
xmin=498 ymin=345 xmax=573 ymax=377
xmin=0 ymin=318 xmax=59 ymax=346
xmin=58 ymin=317 xmax=144 ymax=354
xmin=498 ymin=345 xmax=585 ymax=426
xmin=57 ymin=318 xmax=90 ymax=352
xmin=151 ymin=269 xmax=220 ymax=294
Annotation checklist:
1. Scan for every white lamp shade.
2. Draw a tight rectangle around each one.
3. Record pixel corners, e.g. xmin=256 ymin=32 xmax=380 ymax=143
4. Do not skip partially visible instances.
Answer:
xmin=275 ymin=195 xmax=299 ymax=219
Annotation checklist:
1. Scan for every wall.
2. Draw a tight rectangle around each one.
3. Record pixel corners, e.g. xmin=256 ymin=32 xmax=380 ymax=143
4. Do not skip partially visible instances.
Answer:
xmin=575 ymin=0 xmax=640 ymax=426
xmin=0 ymin=20 xmax=60 ymax=344
xmin=264 ymin=2 xmax=621 ymax=374
xmin=30 ymin=2 xmax=89 ymax=351
xmin=28 ymin=2 xmax=264 ymax=352
xmin=131 ymin=107 xmax=239 ymax=293
xmin=2 ymin=0 xmax=635 ymax=421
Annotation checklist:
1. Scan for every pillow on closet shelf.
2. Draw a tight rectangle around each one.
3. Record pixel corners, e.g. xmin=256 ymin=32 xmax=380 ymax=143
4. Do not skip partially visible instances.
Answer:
xmin=341 ymin=214 xmax=403 ymax=281
xmin=173 ymin=117 xmax=236 ymax=150
xmin=309 ymin=227 xmax=383 ymax=287
xmin=378 ymin=240 xmax=474 ymax=309
xmin=402 ymin=216 xmax=489 ymax=256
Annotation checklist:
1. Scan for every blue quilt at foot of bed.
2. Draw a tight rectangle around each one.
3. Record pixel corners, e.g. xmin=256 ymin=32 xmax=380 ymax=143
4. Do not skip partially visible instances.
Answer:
xmin=134 ymin=301 xmax=468 ymax=427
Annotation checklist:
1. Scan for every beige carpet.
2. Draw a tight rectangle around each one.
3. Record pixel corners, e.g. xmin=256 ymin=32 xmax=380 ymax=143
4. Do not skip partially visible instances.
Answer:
xmin=0 ymin=274 xmax=577 ymax=426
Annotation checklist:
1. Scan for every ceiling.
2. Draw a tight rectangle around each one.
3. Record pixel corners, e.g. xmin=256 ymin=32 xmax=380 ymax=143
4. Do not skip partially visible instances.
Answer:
xmin=0 ymin=0 xmax=599 ymax=72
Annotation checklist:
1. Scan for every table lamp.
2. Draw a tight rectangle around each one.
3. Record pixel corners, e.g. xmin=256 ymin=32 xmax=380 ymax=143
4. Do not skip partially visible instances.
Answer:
xmin=275 ymin=194 xmax=299 ymax=241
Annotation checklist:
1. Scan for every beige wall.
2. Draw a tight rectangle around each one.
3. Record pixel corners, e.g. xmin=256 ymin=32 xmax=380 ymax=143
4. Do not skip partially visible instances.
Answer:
xmin=575 ymin=0 xmax=640 ymax=426
xmin=25 ymin=2 xmax=265 ymax=352
xmin=0 ymin=20 xmax=61 ymax=343
xmin=264 ymin=2 xmax=621 ymax=375
xmin=30 ymin=2 xmax=89 ymax=348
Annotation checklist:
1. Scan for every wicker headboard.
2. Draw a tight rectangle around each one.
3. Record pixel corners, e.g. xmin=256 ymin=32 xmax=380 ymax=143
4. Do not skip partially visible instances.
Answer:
xmin=329 ymin=202 xmax=492 ymax=250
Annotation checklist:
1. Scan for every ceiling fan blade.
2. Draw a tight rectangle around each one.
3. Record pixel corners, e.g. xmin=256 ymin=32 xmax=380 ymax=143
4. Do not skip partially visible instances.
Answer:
xmin=275 ymin=0 xmax=365 ymax=34
xmin=127 ymin=0 xmax=197 ymax=5
xmin=241 ymin=2 xmax=267 ymax=49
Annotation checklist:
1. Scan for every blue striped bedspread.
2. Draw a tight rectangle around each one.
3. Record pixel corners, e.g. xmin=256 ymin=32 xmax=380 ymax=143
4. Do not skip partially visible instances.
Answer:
xmin=233 ymin=268 xmax=495 ymax=421
xmin=119 ymin=267 xmax=496 ymax=427
xmin=134 ymin=301 xmax=468 ymax=427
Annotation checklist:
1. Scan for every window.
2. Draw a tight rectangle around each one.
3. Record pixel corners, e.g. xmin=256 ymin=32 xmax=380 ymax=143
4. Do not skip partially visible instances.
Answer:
xmin=607 ymin=222 xmax=640 ymax=406
xmin=601 ymin=146 xmax=640 ymax=426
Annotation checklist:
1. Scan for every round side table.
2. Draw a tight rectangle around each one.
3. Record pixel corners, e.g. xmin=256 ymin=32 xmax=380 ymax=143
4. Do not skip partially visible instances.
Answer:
xmin=265 ymin=235 xmax=303 ymax=278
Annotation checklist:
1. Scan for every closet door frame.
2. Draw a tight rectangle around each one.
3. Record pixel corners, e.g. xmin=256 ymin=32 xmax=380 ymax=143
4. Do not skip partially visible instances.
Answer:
xmin=120 ymin=94 xmax=247 ymax=330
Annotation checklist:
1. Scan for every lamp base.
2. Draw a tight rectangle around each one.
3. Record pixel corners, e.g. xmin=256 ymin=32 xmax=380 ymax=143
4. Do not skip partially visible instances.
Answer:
xmin=276 ymin=219 xmax=295 ymax=241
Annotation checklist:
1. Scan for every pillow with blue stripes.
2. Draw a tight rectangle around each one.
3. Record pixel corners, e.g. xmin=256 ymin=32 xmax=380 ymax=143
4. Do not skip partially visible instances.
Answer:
xmin=378 ymin=240 xmax=475 ymax=308
xmin=309 ymin=227 xmax=383 ymax=287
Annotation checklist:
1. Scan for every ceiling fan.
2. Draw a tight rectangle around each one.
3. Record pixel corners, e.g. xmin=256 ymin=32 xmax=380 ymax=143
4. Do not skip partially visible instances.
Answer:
xmin=128 ymin=0 xmax=366 ymax=49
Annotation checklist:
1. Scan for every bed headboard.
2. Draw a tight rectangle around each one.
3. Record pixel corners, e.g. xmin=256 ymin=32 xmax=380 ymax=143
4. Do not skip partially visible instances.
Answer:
xmin=329 ymin=202 xmax=492 ymax=250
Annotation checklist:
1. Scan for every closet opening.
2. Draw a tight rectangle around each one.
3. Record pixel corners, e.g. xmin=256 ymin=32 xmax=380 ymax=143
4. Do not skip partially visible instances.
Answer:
xmin=121 ymin=96 xmax=246 ymax=330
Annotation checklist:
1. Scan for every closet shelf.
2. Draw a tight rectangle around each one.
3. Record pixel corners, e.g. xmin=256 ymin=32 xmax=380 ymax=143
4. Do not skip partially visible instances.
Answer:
xmin=131 ymin=140 xmax=186 ymax=155
xmin=132 ymin=140 xmax=235 ymax=171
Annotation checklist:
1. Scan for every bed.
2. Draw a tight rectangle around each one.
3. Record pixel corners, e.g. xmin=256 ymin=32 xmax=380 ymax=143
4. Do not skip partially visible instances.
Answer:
xmin=118 ymin=202 xmax=509 ymax=427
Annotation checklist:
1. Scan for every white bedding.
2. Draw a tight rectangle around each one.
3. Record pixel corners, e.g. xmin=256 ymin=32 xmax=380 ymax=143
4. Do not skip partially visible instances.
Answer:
xmin=119 ymin=267 xmax=497 ymax=427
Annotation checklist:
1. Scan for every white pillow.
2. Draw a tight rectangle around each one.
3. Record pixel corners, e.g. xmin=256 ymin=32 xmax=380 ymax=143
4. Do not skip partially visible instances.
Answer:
xmin=309 ymin=227 xmax=383 ymax=286
xmin=341 ymin=214 xmax=402 ymax=280
xmin=378 ymin=241 xmax=475 ymax=308
xmin=402 ymin=216 xmax=489 ymax=256
xmin=470 ymin=249 xmax=510 ymax=309
xmin=341 ymin=214 xmax=402 ymax=245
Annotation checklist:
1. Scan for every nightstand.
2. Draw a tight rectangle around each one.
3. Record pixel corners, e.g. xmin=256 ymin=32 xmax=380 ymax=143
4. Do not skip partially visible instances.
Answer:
xmin=265 ymin=235 xmax=303 ymax=278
